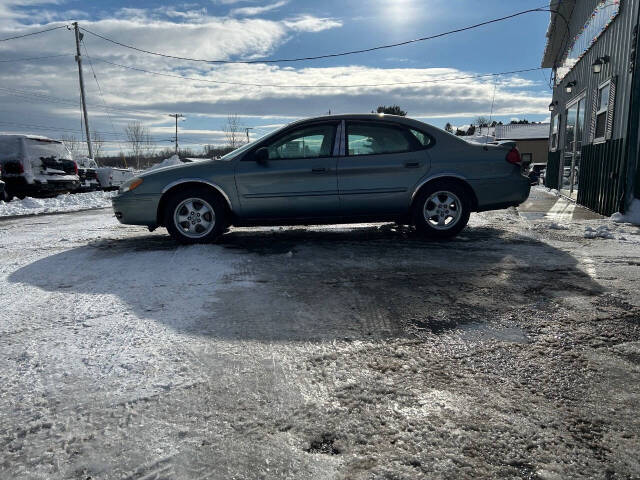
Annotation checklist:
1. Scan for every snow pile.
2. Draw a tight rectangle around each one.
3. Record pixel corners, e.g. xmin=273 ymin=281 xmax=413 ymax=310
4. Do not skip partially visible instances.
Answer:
xmin=0 ymin=191 xmax=114 ymax=217
xmin=611 ymin=199 xmax=640 ymax=226
xmin=584 ymin=225 xmax=614 ymax=239
xmin=144 ymin=155 xmax=183 ymax=173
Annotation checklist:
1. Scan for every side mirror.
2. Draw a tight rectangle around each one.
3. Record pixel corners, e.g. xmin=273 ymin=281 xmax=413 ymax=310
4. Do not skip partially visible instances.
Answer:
xmin=254 ymin=147 xmax=269 ymax=164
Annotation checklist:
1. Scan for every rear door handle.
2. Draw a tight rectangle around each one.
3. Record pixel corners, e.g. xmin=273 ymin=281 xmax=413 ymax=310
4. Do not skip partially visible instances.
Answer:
xmin=312 ymin=167 xmax=327 ymax=173
xmin=405 ymin=162 xmax=420 ymax=168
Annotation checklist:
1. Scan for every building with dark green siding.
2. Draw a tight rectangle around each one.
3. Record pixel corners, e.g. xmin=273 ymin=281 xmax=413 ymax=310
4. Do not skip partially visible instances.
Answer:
xmin=542 ymin=0 xmax=640 ymax=215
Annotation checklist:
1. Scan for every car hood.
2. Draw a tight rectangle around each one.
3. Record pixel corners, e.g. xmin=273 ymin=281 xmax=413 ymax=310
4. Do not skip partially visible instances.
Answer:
xmin=137 ymin=159 xmax=230 ymax=179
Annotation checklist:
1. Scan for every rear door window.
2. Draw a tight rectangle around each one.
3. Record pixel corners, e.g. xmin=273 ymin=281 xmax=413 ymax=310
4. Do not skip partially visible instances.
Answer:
xmin=347 ymin=122 xmax=422 ymax=156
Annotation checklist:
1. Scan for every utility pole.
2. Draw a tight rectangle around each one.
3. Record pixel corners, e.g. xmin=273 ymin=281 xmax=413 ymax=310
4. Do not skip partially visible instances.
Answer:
xmin=73 ymin=22 xmax=93 ymax=159
xmin=169 ymin=114 xmax=184 ymax=155
xmin=244 ymin=127 xmax=253 ymax=144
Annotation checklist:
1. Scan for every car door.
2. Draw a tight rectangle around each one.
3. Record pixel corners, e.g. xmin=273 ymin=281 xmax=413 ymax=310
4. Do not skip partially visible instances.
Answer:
xmin=338 ymin=121 xmax=431 ymax=215
xmin=235 ymin=122 xmax=340 ymax=219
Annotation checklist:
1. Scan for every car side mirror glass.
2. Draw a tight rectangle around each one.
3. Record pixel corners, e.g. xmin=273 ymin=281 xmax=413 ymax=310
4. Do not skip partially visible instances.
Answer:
xmin=255 ymin=147 xmax=269 ymax=164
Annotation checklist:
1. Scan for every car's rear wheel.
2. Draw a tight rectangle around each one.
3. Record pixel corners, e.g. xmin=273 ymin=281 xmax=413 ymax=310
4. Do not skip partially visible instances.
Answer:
xmin=412 ymin=181 xmax=470 ymax=239
xmin=164 ymin=188 xmax=228 ymax=244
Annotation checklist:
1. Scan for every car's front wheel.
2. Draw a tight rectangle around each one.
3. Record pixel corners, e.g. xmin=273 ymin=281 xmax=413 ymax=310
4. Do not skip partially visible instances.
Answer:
xmin=412 ymin=182 xmax=470 ymax=239
xmin=164 ymin=188 xmax=228 ymax=244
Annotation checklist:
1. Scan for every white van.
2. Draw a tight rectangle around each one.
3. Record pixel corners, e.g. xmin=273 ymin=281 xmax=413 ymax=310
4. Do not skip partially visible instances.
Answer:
xmin=0 ymin=134 xmax=80 ymax=199
xmin=96 ymin=166 xmax=134 ymax=191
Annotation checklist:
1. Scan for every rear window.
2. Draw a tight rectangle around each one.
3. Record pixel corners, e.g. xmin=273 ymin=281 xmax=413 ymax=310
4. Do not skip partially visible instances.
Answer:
xmin=24 ymin=139 xmax=72 ymax=161
xmin=0 ymin=137 xmax=22 ymax=161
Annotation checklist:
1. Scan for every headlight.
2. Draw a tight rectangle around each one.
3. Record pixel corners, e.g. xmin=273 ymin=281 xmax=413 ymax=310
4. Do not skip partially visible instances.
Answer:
xmin=120 ymin=177 xmax=143 ymax=193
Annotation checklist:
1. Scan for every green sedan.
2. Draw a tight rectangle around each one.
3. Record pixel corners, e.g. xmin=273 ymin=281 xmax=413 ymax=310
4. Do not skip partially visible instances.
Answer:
xmin=113 ymin=114 xmax=531 ymax=244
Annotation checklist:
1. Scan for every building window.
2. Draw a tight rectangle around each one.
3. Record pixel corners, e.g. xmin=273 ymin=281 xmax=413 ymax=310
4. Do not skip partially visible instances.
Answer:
xmin=594 ymin=81 xmax=611 ymax=141
xmin=521 ymin=153 xmax=533 ymax=164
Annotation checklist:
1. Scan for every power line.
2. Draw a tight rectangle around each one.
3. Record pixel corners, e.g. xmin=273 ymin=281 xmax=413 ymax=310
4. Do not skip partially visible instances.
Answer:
xmin=79 ymin=6 xmax=553 ymax=64
xmin=0 ymin=86 xmax=163 ymax=118
xmin=94 ymin=58 xmax=545 ymax=88
xmin=81 ymin=38 xmax=126 ymax=153
xmin=0 ymin=25 xmax=67 ymax=43
xmin=0 ymin=53 xmax=74 ymax=63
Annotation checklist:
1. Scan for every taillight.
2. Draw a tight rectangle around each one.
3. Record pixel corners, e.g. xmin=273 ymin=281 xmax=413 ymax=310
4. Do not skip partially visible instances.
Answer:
xmin=74 ymin=162 xmax=79 ymax=175
xmin=506 ymin=147 xmax=521 ymax=165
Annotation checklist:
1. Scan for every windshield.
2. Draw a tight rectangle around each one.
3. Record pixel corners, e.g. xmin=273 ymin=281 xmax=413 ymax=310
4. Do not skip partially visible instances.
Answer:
xmin=220 ymin=127 xmax=286 ymax=160
xmin=24 ymin=139 xmax=72 ymax=161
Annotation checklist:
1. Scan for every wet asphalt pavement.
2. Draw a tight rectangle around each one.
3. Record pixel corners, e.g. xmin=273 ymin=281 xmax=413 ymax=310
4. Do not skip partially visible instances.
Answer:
xmin=1 ymin=188 xmax=639 ymax=479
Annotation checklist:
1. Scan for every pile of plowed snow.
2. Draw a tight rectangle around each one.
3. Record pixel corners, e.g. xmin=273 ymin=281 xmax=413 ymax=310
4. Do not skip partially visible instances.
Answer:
xmin=0 ymin=191 xmax=114 ymax=217
xmin=144 ymin=155 xmax=183 ymax=172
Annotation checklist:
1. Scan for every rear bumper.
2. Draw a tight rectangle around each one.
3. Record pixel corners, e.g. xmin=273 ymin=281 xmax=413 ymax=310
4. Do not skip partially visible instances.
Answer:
xmin=3 ymin=176 xmax=80 ymax=196
xmin=473 ymin=175 xmax=531 ymax=212
xmin=112 ymin=193 xmax=160 ymax=227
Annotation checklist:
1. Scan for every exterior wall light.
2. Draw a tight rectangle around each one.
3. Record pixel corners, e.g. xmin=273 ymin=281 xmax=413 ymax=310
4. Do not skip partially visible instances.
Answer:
xmin=565 ymin=81 xmax=577 ymax=94
xmin=592 ymin=55 xmax=610 ymax=73
xmin=549 ymin=101 xmax=558 ymax=112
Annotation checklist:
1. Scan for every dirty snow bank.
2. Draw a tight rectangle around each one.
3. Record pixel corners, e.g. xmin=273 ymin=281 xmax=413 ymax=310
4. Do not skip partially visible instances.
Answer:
xmin=143 ymin=155 xmax=182 ymax=173
xmin=612 ymin=199 xmax=640 ymax=226
xmin=0 ymin=191 xmax=114 ymax=217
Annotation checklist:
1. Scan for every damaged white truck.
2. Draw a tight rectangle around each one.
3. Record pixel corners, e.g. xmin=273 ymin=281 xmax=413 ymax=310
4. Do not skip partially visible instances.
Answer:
xmin=0 ymin=135 xmax=80 ymax=200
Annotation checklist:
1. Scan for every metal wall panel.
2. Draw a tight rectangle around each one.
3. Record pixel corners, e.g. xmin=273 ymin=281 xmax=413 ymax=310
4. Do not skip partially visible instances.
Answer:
xmin=552 ymin=0 xmax=639 ymax=142
xmin=548 ymin=0 xmax=639 ymax=213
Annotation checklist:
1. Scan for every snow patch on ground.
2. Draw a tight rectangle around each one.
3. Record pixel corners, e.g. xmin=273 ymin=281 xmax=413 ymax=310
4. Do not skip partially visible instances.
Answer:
xmin=143 ymin=155 xmax=182 ymax=173
xmin=0 ymin=191 xmax=114 ymax=217
xmin=584 ymin=225 xmax=615 ymax=239
xmin=612 ymin=199 xmax=640 ymax=226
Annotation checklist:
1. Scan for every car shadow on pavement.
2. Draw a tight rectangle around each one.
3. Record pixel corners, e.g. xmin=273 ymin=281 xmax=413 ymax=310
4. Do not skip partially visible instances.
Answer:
xmin=9 ymin=224 xmax=604 ymax=342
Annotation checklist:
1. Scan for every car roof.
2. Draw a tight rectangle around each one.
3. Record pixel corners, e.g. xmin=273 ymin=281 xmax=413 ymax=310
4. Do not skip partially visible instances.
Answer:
xmin=0 ymin=134 xmax=62 ymax=143
xmin=288 ymin=113 xmax=428 ymax=128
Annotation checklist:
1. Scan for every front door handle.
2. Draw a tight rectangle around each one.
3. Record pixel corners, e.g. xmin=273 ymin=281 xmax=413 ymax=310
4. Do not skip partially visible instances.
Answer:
xmin=405 ymin=162 xmax=420 ymax=168
xmin=312 ymin=167 xmax=327 ymax=173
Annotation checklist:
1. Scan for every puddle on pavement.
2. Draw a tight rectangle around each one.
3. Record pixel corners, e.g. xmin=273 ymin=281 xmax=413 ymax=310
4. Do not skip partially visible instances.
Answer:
xmin=458 ymin=323 xmax=530 ymax=344
xmin=409 ymin=317 xmax=530 ymax=344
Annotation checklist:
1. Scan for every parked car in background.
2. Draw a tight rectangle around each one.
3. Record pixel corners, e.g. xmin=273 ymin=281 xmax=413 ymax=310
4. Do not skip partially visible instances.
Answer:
xmin=0 ymin=135 xmax=79 ymax=199
xmin=528 ymin=163 xmax=547 ymax=186
xmin=113 ymin=114 xmax=531 ymax=244
xmin=75 ymin=157 xmax=101 ymax=192
xmin=96 ymin=166 xmax=134 ymax=191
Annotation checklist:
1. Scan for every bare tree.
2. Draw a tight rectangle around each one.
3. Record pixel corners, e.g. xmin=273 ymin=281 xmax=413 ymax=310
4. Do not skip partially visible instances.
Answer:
xmin=475 ymin=116 xmax=491 ymax=128
xmin=224 ymin=114 xmax=244 ymax=150
xmin=61 ymin=135 xmax=85 ymax=159
xmin=92 ymin=130 xmax=105 ymax=160
xmin=125 ymin=121 xmax=152 ymax=169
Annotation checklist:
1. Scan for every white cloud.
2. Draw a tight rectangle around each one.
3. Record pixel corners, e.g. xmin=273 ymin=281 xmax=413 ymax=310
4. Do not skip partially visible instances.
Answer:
xmin=230 ymin=1 xmax=288 ymax=17
xmin=283 ymin=15 xmax=343 ymax=32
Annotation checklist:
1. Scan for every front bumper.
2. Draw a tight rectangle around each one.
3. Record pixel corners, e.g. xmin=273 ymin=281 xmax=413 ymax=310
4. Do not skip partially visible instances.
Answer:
xmin=112 ymin=192 xmax=161 ymax=227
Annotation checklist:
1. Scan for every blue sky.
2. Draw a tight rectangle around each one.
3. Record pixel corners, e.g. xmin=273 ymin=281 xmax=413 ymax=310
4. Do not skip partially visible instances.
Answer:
xmin=0 ymin=0 xmax=553 ymax=155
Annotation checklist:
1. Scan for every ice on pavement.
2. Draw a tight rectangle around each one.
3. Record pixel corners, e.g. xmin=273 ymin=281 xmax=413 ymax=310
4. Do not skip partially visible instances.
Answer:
xmin=0 ymin=191 xmax=114 ymax=217
xmin=612 ymin=199 xmax=640 ymax=226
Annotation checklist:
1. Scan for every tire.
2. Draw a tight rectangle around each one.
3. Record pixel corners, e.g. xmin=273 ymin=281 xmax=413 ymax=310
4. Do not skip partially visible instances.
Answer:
xmin=412 ymin=181 xmax=471 ymax=239
xmin=164 ymin=187 xmax=228 ymax=244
